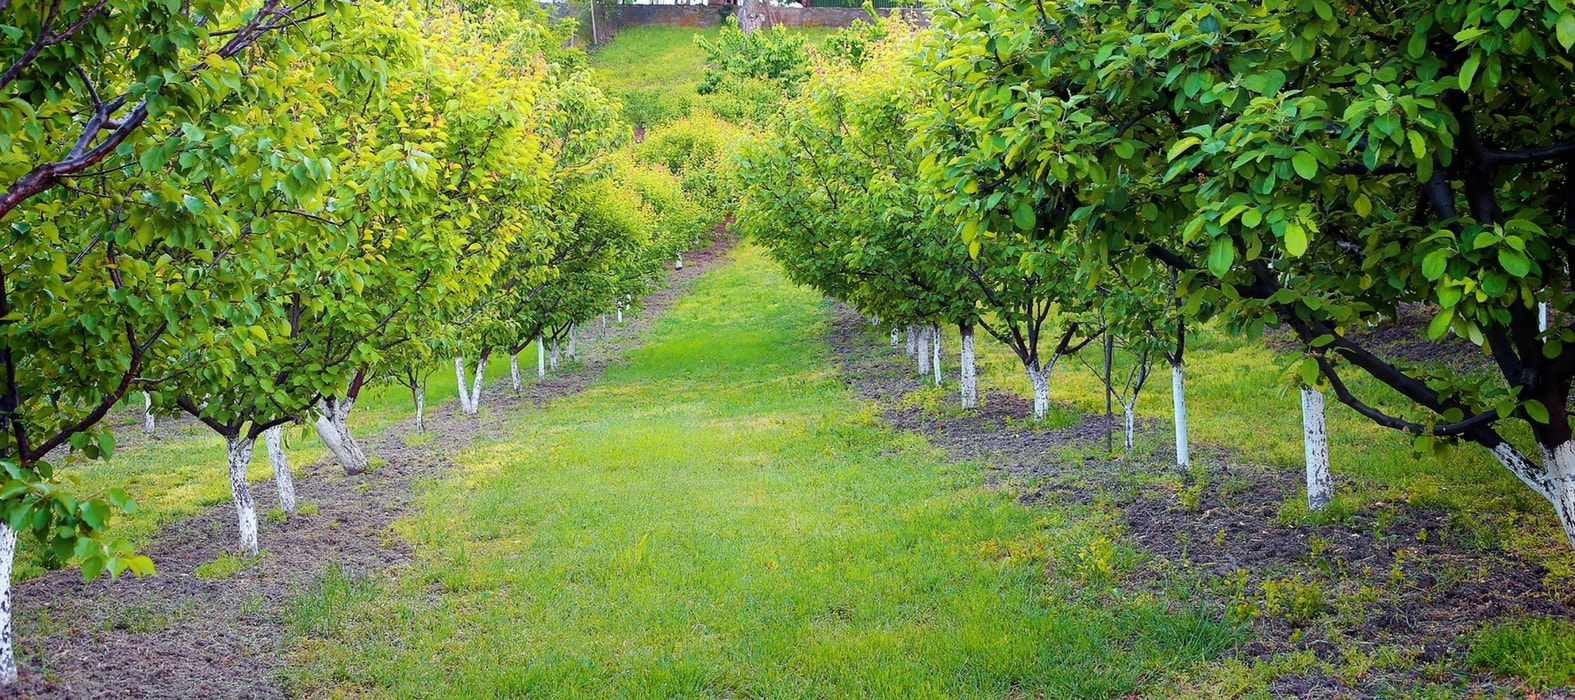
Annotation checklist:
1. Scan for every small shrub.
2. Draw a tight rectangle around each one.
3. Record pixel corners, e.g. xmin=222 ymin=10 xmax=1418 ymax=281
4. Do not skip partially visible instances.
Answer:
xmin=1262 ymin=575 xmax=1326 ymax=625
xmin=194 ymin=551 xmax=256 ymax=580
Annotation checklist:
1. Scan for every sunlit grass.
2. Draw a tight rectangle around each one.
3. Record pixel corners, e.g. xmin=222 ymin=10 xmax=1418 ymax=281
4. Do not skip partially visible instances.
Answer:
xmin=284 ymin=244 xmax=1239 ymax=698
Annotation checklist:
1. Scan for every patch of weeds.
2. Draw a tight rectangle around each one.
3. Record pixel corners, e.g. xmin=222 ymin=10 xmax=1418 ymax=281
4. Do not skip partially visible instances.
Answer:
xmin=289 ymin=566 xmax=386 ymax=639
xmin=298 ymin=500 xmax=321 ymax=516
xmin=1262 ymin=575 xmax=1327 ymax=625
xmin=1278 ymin=494 xmax=1356 ymax=526
xmin=1468 ymin=616 xmax=1575 ymax=688
xmin=403 ymin=431 xmax=436 ymax=447
xmin=194 ymin=551 xmax=259 ymax=580
xmin=103 ymin=603 xmax=183 ymax=633
xmin=266 ymin=507 xmax=289 ymax=524
xmin=1003 ymin=403 xmax=1082 ymax=432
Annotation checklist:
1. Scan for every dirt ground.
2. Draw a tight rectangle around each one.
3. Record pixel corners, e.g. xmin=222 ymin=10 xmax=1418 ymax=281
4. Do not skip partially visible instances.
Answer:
xmin=826 ymin=304 xmax=1575 ymax=699
xmin=1 ymin=235 xmax=738 ymax=700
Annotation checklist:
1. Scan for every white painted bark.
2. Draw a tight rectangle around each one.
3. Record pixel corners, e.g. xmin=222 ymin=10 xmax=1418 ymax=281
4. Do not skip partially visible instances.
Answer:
xmin=454 ymin=357 xmax=473 ymax=414
xmin=930 ymin=325 xmax=942 ymax=386
xmin=959 ymin=325 xmax=977 ymax=409
xmin=314 ymin=397 xmax=369 ymax=475
xmin=264 ymin=425 xmax=296 ymax=514
xmin=142 ymin=391 xmax=155 ymax=435
xmin=601 ymin=314 xmax=607 ymax=330
xmin=1122 ymin=404 xmax=1136 ymax=452
xmin=1488 ymin=442 xmax=1554 ymax=501
xmin=0 ymin=523 xmax=18 ymax=685
xmin=617 ymin=305 xmax=623 ymax=324
xmin=1539 ymin=441 xmax=1575 ymax=552
xmin=1540 ymin=302 xmax=1549 ymax=333
xmin=890 ymin=329 xmax=900 ymax=349
xmin=549 ymin=339 xmax=560 ymax=371
xmin=675 ymin=254 xmax=683 ymax=270
xmin=226 ymin=435 xmax=259 ymax=556
xmin=1301 ymin=386 xmax=1332 ymax=512
xmin=1026 ymin=361 xmax=1050 ymax=421
xmin=537 ymin=335 xmax=545 ymax=379
xmin=467 ymin=355 xmax=488 ymax=415
xmin=1171 ymin=362 xmax=1190 ymax=469
xmin=510 ymin=354 xmax=522 ymax=393
xmin=916 ymin=325 xmax=931 ymax=377
xmin=568 ymin=324 xmax=577 ymax=358
xmin=414 ymin=387 xmax=425 ymax=434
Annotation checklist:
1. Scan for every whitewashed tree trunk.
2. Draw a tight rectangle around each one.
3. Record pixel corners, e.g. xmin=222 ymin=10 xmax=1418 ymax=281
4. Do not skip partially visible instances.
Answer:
xmin=568 ymin=324 xmax=577 ymax=358
xmin=676 ymin=254 xmax=683 ymax=270
xmin=906 ymin=326 xmax=916 ymax=357
xmin=510 ymin=354 xmax=522 ymax=393
xmin=537 ymin=335 xmax=546 ymax=379
xmin=142 ymin=391 xmax=155 ymax=435
xmin=414 ymin=387 xmax=425 ymax=434
xmin=601 ymin=314 xmax=607 ymax=329
xmin=1540 ymin=302 xmax=1550 ymax=332
xmin=467 ymin=355 xmax=488 ymax=414
xmin=959 ymin=324 xmax=977 ymax=409
xmin=916 ymin=325 xmax=931 ymax=377
xmin=0 ymin=523 xmax=18 ymax=685
xmin=930 ymin=325 xmax=942 ymax=385
xmin=617 ymin=305 xmax=623 ymax=324
xmin=1301 ymin=385 xmax=1332 ymax=512
xmin=1171 ymin=361 xmax=1190 ymax=469
xmin=890 ymin=329 xmax=900 ymax=349
xmin=454 ymin=357 xmax=473 ymax=414
xmin=264 ymin=425 xmax=296 ymax=514
xmin=1539 ymin=441 xmax=1575 ymax=552
xmin=1026 ymin=361 xmax=1050 ymax=421
xmin=1122 ymin=403 xmax=1136 ymax=452
xmin=226 ymin=435 xmax=259 ymax=556
xmin=314 ymin=397 xmax=369 ymax=475
xmin=549 ymin=339 xmax=560 ymax=371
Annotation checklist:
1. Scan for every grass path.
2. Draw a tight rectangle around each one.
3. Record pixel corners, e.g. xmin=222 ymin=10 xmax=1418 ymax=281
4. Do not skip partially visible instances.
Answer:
xmin=286 ymin=244 xmax=1235 ymax=698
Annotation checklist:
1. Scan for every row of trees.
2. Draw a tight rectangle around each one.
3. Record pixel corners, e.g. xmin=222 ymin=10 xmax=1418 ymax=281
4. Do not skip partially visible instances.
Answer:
xmin=0 ymin=0 xmax=720 ymax=684
xmin=736 ymin=1 xmax=1575 ymax=557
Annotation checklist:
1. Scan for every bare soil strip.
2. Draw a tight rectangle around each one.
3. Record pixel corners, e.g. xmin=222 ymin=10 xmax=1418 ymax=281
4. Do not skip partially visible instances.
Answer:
xmin=2 ymin=235 xmax=737 ymax=700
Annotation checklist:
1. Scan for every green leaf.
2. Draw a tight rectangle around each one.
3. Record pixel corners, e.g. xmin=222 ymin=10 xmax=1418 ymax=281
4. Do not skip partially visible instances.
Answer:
xmin=1558 ymin=12 xmax=1575 ymax=50
xmin=1427 ymin=306 xmax=1454 ymax=339
xmin=1012 ymin=200 xmax=1036 ymax=231
xmin=1498 ymin=248 xmax=1531 ymax=277
xmin=1524 ymin=399 xmax=1550 ymax=424
xmin=1167 ymin=137 xmax=1201 ymax=161
xmin=1459 ymin=53 xmax=1481 ymax=90
xmin=1291 ymin=151 xmax=1318 ymax=180
xmin=1284 ymin=223 xmax=1308 ymax=257
xmin=1421 ymin=249 xmax=1450 ymax=281
xmin=81 ymin=554 xmax=105 ymax=582
xmin=1207 ymin=236 xmax=1235 ymax=277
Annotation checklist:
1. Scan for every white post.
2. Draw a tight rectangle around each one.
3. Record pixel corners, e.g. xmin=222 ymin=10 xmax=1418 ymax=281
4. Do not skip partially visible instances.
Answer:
xmin=1171 ymin=361 xmax=1190 ymax=469
xmin=959 ymin=324 xmax=977 ymax=409
xmin=1302 ymin=385 xmax=1332 ymax=512
xmin=226 ymin=435 xmax=259 ymax=556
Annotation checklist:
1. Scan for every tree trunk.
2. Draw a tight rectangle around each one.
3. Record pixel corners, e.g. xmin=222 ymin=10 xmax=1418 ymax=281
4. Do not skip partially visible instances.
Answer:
xmin=676 ymin=254 xmax=684 ymax=270
xmin=510 ymin=354 xmax=522 ymax=393
xmin=930 ymin=324 xmax=942 ymax=385
xmin=226 ymin=435 xmax=259 ymax=556
xmin=466 ymin=352 xmax=489 ymax=415
xmin=568 ymin=324 xmax=577 ymax=358
xmin=142 ymin=392 xmax=155 ymax=435
xmin=264 ymin=425 xmax=296 ymax=514
xmin=314 ymin=396 xmax=370 ymax=475
xmin=537 ymin=335 xmax=546 ymax=379
xmin=1122 ymin=403 xmax=1136 ymax=452
xmin=905 ymin=326 xmax=916 ymax=357
xmin=1301 ymin=385 xmax=1332 ymax=512
xmin=454 ymin=357 xmax=472 ymax=414
xmin=413 ymin=385 xmax=425 ymax=434
xmin=890 ymin=329 xmax=900 ymax=350
xmin=1171 ymin=361 xmax=1190 ymax=470
xmin=1540 ymin=441 xmax=1575 ymax=552
xmin=738 ymin=0 xmax=765 ymax=34
xmin=617 ymin=304 xmax=623 ymax=324
xmin=549 ymin=339 xmax=560 ymax=371
xmin=0 ymin=523 xmax=18 ymax=685
xmin=1025 ymin=360 xmax=1050 ymax=421
xmin=959 ymin=323 xmax=977 ymax=409
xmin=916 ymin=325 xmax=931 ymax=377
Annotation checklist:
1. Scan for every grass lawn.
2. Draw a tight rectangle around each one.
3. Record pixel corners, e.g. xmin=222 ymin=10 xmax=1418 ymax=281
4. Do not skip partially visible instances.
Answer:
xmin=283 ymin=244 xmax=1239 ymax=698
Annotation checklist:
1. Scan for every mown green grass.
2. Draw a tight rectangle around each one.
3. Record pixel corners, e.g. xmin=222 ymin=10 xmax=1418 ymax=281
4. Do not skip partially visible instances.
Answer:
xmin=22 ymin=350 xmax=523 ymax=581
xmin=284 ymin=244 xmax=1239 ymax=698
